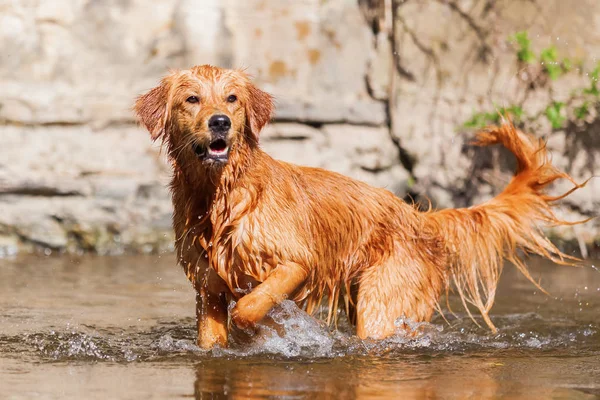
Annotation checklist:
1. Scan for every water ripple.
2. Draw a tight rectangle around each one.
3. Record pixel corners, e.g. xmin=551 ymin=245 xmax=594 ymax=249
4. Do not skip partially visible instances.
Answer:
xmin=1 ymin=301 xmax=597 ymax=363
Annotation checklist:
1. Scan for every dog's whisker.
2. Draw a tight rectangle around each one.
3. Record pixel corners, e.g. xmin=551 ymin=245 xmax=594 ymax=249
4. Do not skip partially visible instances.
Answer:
xmin=170 ymin=135 xmax=199 ymax=161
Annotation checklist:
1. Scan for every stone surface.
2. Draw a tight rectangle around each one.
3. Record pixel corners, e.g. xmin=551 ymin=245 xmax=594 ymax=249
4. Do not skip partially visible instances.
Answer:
xmin=0 ymin=125 xmax=173 ymax=254
xmin=0 ymin=0 xmax=598 ymax=255
xmin=0 ymin=0 xmax=185 ymax=125
xmin=367 ymin=32 xmax=393 ymax=101
xmin=0 ymin=0 xmax=385 ymax=126
xmin=262 ymin=124 xmax=410 ymax=195
xmin=224 ymin=0 xmax=386 ymax=125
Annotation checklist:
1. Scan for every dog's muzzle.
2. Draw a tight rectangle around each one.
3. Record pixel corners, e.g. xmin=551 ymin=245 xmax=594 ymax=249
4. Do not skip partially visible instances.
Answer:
xmin=193 ymin=114 xmax=231 ymax=163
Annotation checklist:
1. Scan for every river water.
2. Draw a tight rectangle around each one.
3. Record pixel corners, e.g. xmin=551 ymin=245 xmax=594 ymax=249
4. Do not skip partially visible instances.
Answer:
xmin=0 ymin=255 xmax=599 ymax=399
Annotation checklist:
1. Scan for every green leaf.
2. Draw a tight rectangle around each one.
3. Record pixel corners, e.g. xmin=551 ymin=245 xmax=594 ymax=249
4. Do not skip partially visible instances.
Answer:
xmin=512 ymin=31 xmax=531 ymax=50
xmin=546 ymin=64 xmax=562 ymax=80
xmin=575 ymin=103 xmax=589 ymax=120
xmin=511 ymin=31 xmax=536 ymax=64
xmin=585 ymin=64 xmax=600 ymax=97
xmin=484 ymin=111 xmax=501 ymax=123
xmin=463 ymin=112 xmax=488 ymax=128
xmin=583 ymin=86 xmax=600 ymax=96
xmin=540 ymin=46 xmax=558 ymax=63
xmin=463 ymin=105 xmax=524 ymax=129
xmin=518 ymin=48 xmax=536 ymax=64
xmin=493 ymin=105 xmax=523 ymax=121
xmin=591 ymin=64 xmax=600 ymax=82
xmin=545 ymin=102 xmax=566 ymax=129
xmin=540 ymin=46 xmax=561 ymax=80
xmin=506 ymin=105 xmax=524 ymax=119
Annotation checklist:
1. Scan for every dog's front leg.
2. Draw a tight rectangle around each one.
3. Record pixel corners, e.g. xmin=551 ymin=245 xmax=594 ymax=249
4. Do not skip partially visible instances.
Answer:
xmin=231 ymin=262 xmax=308 ymax=329
xmin=195 ymin=271 xmax=229 ymax=349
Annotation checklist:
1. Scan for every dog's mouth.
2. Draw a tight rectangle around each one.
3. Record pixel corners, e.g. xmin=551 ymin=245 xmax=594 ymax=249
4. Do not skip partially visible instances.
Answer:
xmin=192 ymin=139 xmax=229 ymax=162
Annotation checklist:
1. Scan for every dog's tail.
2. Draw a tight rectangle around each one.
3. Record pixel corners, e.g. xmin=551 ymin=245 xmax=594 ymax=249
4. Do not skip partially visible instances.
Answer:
xmin=425 ymin=121 xmax=589 ymax=332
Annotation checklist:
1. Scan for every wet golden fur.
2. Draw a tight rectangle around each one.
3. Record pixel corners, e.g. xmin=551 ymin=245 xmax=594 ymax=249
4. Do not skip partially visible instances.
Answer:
xmin=135 ymin=65 xmax=587 ymax=348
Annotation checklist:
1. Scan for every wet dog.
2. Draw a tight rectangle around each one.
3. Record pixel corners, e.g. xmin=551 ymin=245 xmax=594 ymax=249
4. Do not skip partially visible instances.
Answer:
xmin=135 ymin=65 xmax=586 ymax=348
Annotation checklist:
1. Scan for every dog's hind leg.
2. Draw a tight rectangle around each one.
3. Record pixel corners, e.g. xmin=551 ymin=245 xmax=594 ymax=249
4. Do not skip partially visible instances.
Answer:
xmin=355 ymin=255 xmax=444 ymax=340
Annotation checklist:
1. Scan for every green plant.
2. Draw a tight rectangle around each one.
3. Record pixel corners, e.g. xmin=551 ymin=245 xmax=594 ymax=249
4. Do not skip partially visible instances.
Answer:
xmin=463 ymin=32 xmax=600 ymax=131
xmin=511 ymin=31 xmax=536 ymax=64
xmin=583 ymin=64 xmax=600 ymax=96
xmin=540 ymin=45 xmax=561 ymax=80
xmin=575 ymin=102 xmax=589 ymax=120
xmin=545 ymin=101 xmax=566 ymax=129
xmin=463 ymin=106 xmax=523 ymax=129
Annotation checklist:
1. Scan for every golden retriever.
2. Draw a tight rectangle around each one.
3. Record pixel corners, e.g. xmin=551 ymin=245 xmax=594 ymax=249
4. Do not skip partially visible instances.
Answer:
xmin=134 ymin=65 xmax=586 ymax=349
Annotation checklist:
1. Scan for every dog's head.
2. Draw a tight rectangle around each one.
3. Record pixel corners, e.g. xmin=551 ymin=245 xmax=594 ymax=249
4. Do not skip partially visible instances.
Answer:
xmin=134 ymin=65 xmax=274 ymax=166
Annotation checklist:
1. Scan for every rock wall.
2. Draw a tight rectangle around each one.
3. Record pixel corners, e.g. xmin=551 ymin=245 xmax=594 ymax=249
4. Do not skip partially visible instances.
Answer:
xmin=386 ymin=0 xmax=600 ymax=253
xmin=1 ymin=0 xmax=598 ymax=256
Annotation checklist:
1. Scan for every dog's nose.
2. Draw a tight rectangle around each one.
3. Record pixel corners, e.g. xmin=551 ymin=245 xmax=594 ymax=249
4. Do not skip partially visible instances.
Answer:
xmin=208 ymin=115 xmax=231 ymax=132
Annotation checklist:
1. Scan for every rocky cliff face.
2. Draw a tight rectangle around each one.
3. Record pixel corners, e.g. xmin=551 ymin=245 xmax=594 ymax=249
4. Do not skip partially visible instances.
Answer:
xmin=1 ymin=0 xmax=598 ymax=256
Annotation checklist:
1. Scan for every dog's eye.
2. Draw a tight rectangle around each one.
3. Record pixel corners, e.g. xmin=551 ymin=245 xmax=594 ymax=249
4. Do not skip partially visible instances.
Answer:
xmin=186 ymin=96 xmax=199 ymax=104
xmin=227 ymin=94 xmax=237 ymax=103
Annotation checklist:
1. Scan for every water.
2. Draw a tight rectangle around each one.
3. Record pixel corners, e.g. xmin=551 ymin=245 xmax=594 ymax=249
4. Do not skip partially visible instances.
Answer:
xmin=0 ymin=255 xmax=599 ymax=399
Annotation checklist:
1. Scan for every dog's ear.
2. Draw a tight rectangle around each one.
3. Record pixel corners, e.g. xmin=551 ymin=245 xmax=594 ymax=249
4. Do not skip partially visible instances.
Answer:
xmin=245 ymin=82 xmax=274 ymax=140
xmin=134 ymin=78 xmax=171 ymax=141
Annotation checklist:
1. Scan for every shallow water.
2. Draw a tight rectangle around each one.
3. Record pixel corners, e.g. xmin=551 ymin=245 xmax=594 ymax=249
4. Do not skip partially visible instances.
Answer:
xmin=0 ymin=255 xmax=599 ymax=399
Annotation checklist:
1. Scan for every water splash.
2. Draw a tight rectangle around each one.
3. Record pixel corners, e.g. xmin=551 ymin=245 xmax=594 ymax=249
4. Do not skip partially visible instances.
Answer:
xmin=24 ymin=331 xmax=115 ymax=361
xmin=2 ymin=301 xmax=597 ymax=363
xmin=222 ymin=300 xmax=336 ymax=358
xmin=152 ymin=334 xmax=198 ymax=353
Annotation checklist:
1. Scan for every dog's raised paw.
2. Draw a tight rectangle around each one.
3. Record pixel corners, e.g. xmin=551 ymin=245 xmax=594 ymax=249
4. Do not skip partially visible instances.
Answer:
xmin=230 ymin=294 xmax=274 ymax=329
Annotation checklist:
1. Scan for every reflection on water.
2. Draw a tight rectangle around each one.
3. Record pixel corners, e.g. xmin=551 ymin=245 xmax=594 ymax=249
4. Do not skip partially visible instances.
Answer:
xmin=0 ymin=255 xmax=599 ymax=399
